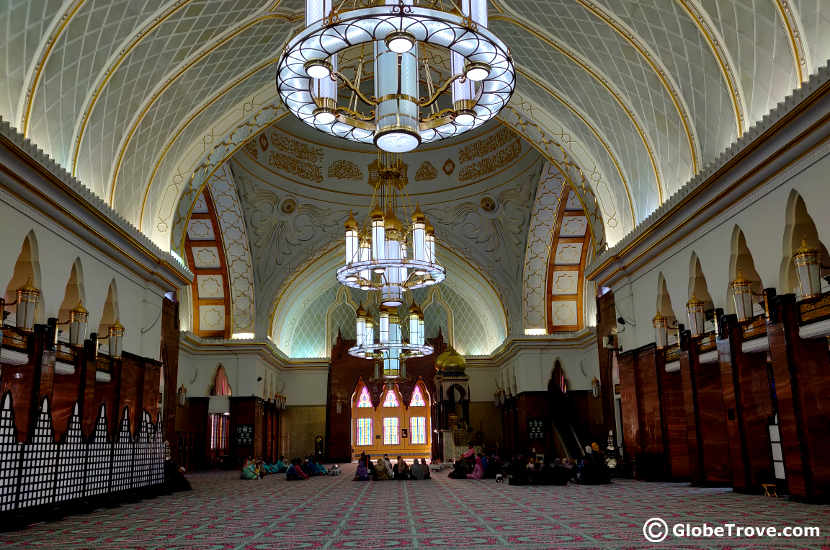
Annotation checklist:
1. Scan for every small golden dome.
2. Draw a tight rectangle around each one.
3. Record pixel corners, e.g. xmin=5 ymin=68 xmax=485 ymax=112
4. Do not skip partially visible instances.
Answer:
xmin=411 ymin=204 xmax=425 ymax=223
xmin=384 ymin=211 xmax=402 ymax=233
xmin=435 ymin=347 xmax=466 ymax=373
xmin=344 ymin=211 xmax=358 ymax=230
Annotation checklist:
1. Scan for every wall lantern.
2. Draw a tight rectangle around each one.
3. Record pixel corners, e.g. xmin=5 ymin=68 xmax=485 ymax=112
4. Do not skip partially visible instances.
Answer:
xmin=793 ymin=240 xmax=823 ymax=299
xmin=97 ymin=320 xmax=125 ymax=359
xmin=686 ymin=295 xmax=706 ymax=337
xmin=0 ymin=278 xmax=41 ymax=333
xmin=729 ymin=272 xmax=758 ymax=321
xmin=69 ymin=304 xmax=89 ymax=346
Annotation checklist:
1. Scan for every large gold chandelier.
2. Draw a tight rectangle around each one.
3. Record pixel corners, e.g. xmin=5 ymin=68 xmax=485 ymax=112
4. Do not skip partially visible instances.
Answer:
xmin=277 ymin=0 xmax=515 ymax=153
xmin=337 ymin=151 xmax=445 ymax=303
xmin=338 ymin=152 xmax=443 ymax=373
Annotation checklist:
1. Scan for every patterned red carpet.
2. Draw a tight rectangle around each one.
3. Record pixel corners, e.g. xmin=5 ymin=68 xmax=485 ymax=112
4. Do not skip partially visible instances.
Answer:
xmin=2 ymin=464 xmax=828 ymax=549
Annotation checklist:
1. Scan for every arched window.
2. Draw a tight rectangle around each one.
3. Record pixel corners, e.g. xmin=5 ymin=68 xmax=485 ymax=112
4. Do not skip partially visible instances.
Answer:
xmin=382 ymin=390 xmax=399 ymax=407
xmin=410 ymin=385 xmax=426 ymax=407
xmin=357 ymin=386 xmax=372 ymax=408
xmin=350 ymin=380 xmax=431 ymax=460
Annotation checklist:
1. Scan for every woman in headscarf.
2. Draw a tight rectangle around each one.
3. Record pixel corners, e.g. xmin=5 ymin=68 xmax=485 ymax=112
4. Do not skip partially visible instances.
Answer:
xmin=374 ymin=457 xmax=391 ymax=480
xmin=394 ymin=456 xmax=410 ymax=480
xmin=466 ymin=454 xmax=484 ymax=480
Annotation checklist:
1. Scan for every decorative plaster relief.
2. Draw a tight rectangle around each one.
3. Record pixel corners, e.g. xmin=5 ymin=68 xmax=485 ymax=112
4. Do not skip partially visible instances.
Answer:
xmin=554 ymin=242 xmax=583 ymax=265
xmin=197 ymin=274 xmax=225 ymax=299
xmin=199 ymin=305 xmax=225 ymax=331
xmin=550 ymin=270 xmax=579 ymax=295
xmin=193 ymin=246 xmax=221 ymax=269
xmin=187 ymin=219 xmax=215 ymax=240
xmin=550 ymin=300 xmax=578 ymax=326
xmin=560 ymin=215 xmax=588 ymax=237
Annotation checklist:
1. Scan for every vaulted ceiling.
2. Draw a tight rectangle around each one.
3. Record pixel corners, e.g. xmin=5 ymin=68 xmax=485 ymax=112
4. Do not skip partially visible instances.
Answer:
xmin=2 ymin=0 xmax=828 ymax=344
xmin=2 ymin=0 xmax=825 ymax=244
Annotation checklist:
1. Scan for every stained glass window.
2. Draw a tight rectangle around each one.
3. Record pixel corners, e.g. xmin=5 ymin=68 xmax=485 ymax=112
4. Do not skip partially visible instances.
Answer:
xmin=383 ymin=417 xmax=399 ymax=444
xmin=357 ymin=386 xmax=372 ymax=408
xmin=382 ymin=390 xmax=399 ymax=407
xmin=410 ymin=386 xmax=426 ymax=407
xmin=356 ymin=418 xmax=372 ymax=446
xmin=209 ymin=414 xmax=229 ymax=450
xmin=410 ymin=416 xmax=426 ymax=444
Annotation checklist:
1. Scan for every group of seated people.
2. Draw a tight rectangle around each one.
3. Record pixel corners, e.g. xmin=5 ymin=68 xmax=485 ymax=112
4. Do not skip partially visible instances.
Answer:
xmin=505 ymin=443 xmax=611 ymax=485
xmin=241 ymin=455 xmax=336 ymax=480
xmin=446 ymin=441 xmax=611 ymax=485
xmin=353 ymin=452 xmax=431 ymax=481
xmin=448 ymin=444 xmax=503 ymax=480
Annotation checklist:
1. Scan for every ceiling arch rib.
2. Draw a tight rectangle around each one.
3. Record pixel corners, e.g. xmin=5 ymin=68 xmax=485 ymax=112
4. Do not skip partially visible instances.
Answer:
xmin=107 ymin=13 xmax=296 ymax=216
xmin=489 ymin=15 xmax=665 ymax=218
xmin=68 ymin=0 xmax=206 ymax=177
xmin=677 ymin=0 xmax=748 ymax=135
xmin=17 ymin=0 xmax=85 ymax=137
xmin=1 ymin=0 xmax=72 ymax=131
xmin=516 ymin=68 xmax=635 ymax=227
xmin=791 ymin=0 xmax=830 ymax=76
xmin=491 ymin=10 xmax=687 ymax=203
xmin=582 ymin=0 xmax=740 ymax=163
xmin=28 ymin=0 xmax=183 ymax=172
xmin=138 ymin=60 xmax=278 ymax=233
xmin=697 ymin=0 xmax=799 ymax=129
xmin=773 ymin=0 xmax=809 ymax=83
xmin=68 ymin=0 xmax=274 ymax=204
xmin=573 ymin=0 xmax=701 ymax=173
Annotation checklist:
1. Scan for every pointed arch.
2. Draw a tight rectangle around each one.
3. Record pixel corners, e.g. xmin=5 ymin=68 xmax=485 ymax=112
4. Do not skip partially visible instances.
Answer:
xmin=326 ymin=286 xmax=357 ymax=356
xmin=97 ymin=279 xmax=120 ymax=336
xmin=5 ymin=230 xmax=44 ymax=324
xmin=422 ymin=287 xmax=453 ymax=346
xmin=727 ymin=226 xmax=764 ymax=315
xmin=780 ymin=191 xmax=830 ymax=295
xmin=656 ymin=272 xmax=677 ymax=323
xmin=688 ymin=253 xmax=714 ymax=310
xmin=58 ymin=258 xmax=86 ymax=323
xmin=382 ymin=387 xmax=401 ymax=408
xmin=409 ymin=382 xmax=428 ymax=408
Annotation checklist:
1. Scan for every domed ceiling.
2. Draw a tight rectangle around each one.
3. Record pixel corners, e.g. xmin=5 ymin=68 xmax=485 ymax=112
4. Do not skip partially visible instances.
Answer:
xmin=2 ymin=0 xmax=828 ymax=349
xmin=231 ymin=116 xmax=540 ymax=349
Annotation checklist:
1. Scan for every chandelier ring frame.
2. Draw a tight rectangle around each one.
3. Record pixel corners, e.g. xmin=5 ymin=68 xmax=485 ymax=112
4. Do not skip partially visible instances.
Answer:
xmin=336 ymin=259 xmax=446 ymax=291
xmin=347 ymin=342 xmax=434 ymax=361
xmin=276 ymin=5 xmax=515 ymax=146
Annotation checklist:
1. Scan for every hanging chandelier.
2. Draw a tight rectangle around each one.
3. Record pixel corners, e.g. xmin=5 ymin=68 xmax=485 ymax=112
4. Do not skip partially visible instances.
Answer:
xmin=349 ymin=301 xmax=431 ymax=378
xmin=337 ymin=151 xmax=445 ymax=306
xmin=277 ymin=0 xmax=515 ymax=153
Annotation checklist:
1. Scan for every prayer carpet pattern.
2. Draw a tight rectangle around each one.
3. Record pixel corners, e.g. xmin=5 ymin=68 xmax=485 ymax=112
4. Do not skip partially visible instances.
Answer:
xmin=1 ymin=465 xmax=829 ymax=549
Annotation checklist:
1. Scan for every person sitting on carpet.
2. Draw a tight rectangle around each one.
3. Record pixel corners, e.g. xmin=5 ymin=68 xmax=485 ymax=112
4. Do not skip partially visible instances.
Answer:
xmin=448 ymin=457 xmax=470 ymax=479
xmin=382 ymin=454 xmax=394 ymax=475
xmin=286 ymin=458 xmax=308 ymax=481
xmin=354 ymin=459 xmax=370 ymax=481
xmin=410 ymin=458 xmax=428 ymax=480
xmin=273 ymin=456 xmax=288 ymax=473
xmin=466 ymin=454 xmax=484 ymax=479
xmin=241 ymin=457 xmax=260 ymax=480
xmin=374 ymin=457 xmax=391 ymax=480
xmin=301 ymin=457 xmax=318 ymax=477
xmin=394 ymin=456 xmax=410 ymax=480
xmin=313 ymin=458 xmax=328 ymax=476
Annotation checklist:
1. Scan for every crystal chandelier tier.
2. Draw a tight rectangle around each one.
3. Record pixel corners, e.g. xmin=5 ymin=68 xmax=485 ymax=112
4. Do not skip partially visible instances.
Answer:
xmin=348 ymin=302 xmax=431 ymax=378
xmin=277 ymin=0 xmax=515 ymax=153
xmin=337 ymin=151 xmax=445 ymax=307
